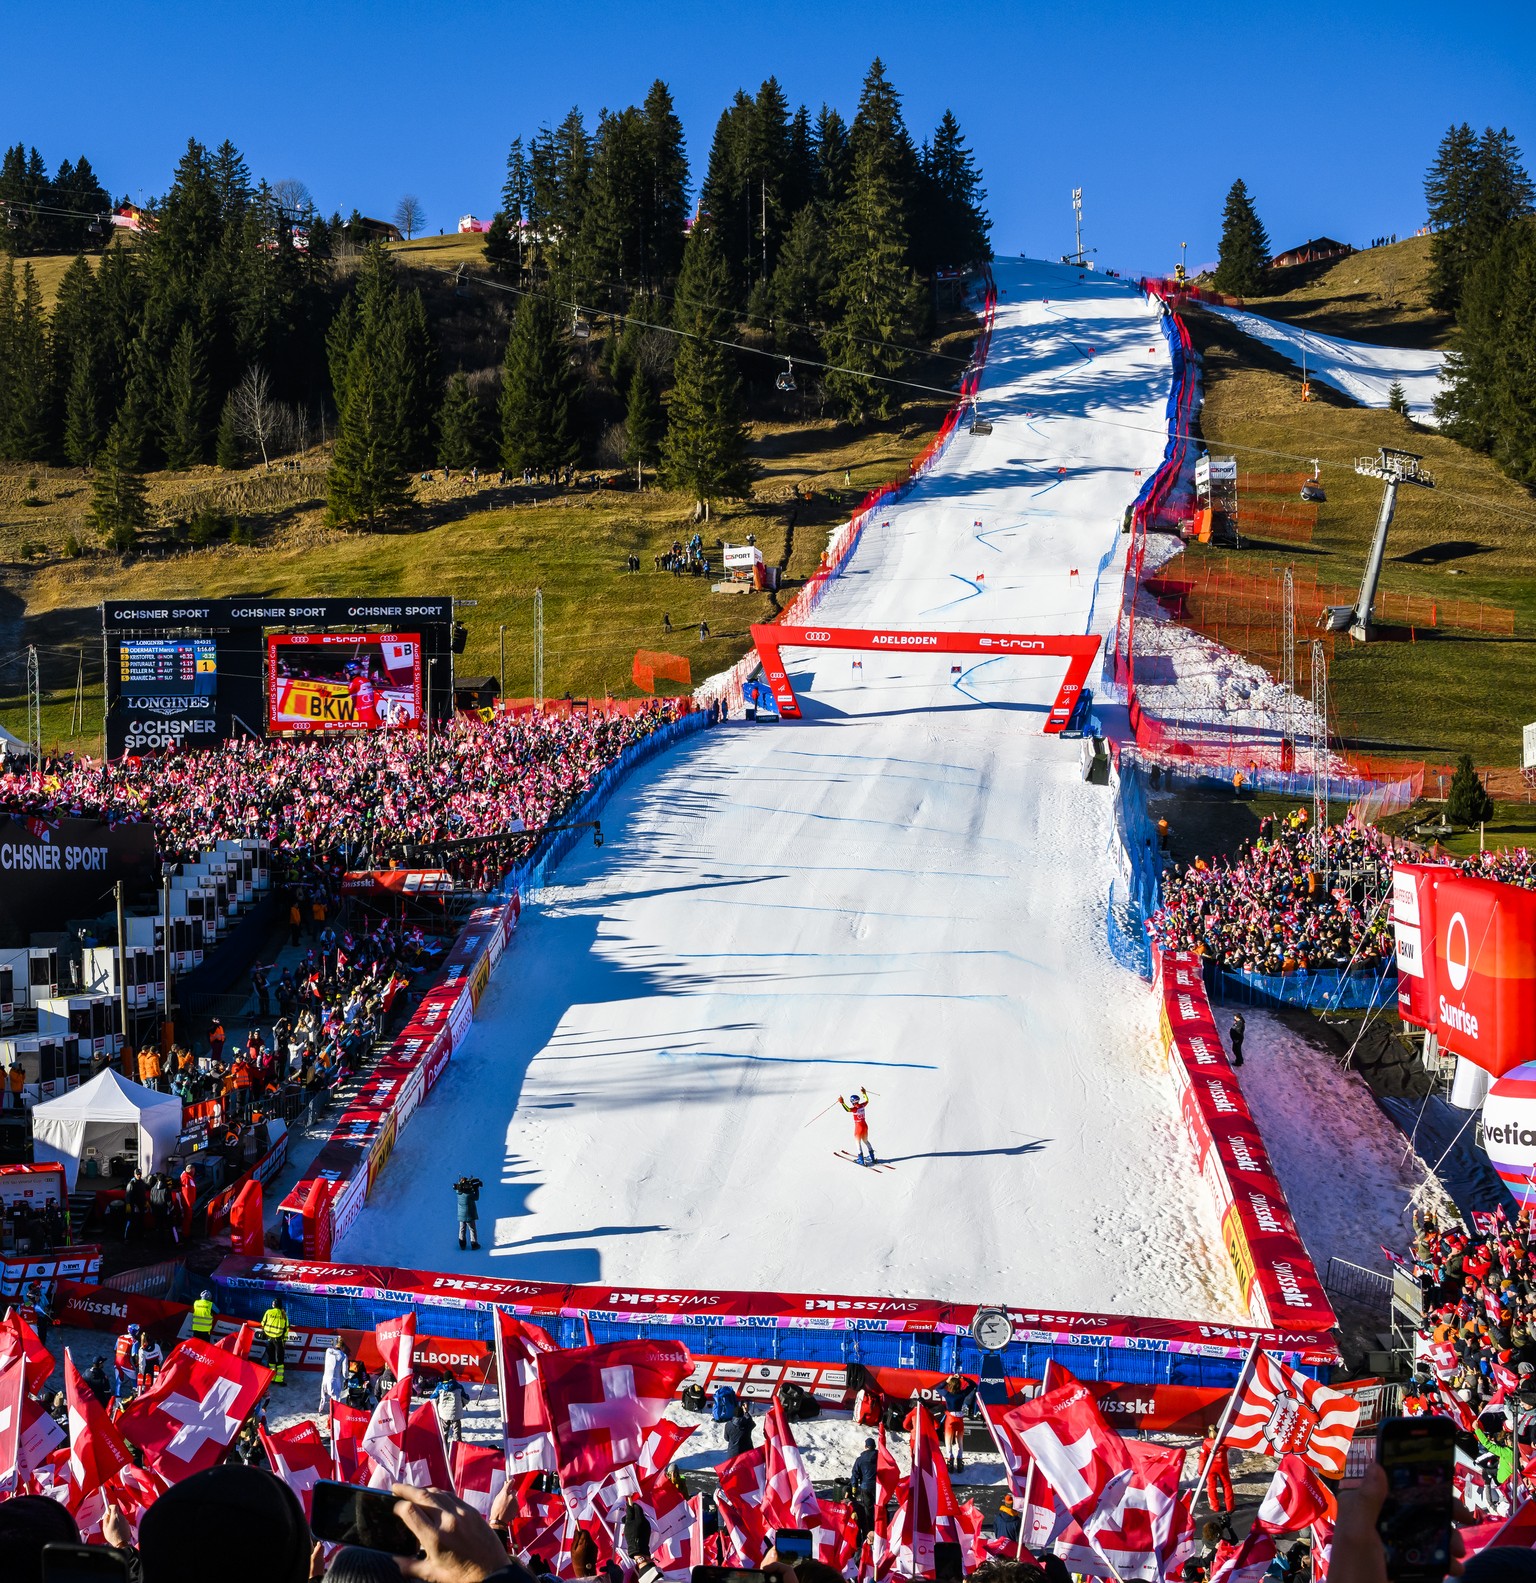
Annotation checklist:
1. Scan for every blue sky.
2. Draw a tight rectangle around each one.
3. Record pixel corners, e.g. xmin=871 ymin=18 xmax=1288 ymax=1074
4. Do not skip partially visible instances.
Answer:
xmin=10 ymin=1 xmax=1533 ymax=276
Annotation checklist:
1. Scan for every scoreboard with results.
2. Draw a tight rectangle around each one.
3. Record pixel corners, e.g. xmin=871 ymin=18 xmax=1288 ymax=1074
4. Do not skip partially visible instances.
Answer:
xmin=119 ymin=639 xmax=217 ymax=697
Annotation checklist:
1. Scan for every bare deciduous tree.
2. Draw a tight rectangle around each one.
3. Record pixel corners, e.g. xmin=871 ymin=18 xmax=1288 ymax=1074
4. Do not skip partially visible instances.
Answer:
xmin=230 ymin=365 xmax=280 ymax=469
xmin=394 ymin=195 xmax=425 ymax=240
xmin=271 ymin=178 xmax=314 ymax=215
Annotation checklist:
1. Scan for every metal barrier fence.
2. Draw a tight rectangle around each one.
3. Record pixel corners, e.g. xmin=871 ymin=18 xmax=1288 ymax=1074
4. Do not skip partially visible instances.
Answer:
xmin=1214 ymin=962 xmax=1397 ymax=1014
xmin=1324 ymin=1256 xmax=1394 ymax=1305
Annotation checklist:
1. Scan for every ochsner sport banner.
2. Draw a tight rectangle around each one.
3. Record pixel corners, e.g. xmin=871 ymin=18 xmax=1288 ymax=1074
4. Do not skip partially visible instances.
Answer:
xmin=1393 ymin=865 xmax=1536 ymax=1076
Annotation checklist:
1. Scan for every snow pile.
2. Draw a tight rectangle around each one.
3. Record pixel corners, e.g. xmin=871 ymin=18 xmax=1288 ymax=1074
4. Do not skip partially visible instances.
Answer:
xmin=1222 ymin=1010 xmax=1430 ymax=1276
xmin=1204 ymin=304 xmax=1447 ymax=424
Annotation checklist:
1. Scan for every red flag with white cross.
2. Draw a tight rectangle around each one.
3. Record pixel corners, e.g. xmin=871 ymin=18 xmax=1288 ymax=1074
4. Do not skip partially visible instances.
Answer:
xmin=115 ymin=1337 xmax=272 ymax=1484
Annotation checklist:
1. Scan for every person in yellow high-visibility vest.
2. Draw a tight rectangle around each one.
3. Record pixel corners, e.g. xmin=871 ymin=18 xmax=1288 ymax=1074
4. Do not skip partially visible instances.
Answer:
xmin=260 ymin=1298 xmax=289 ymax=1384
xmin=191 ymin=1289 xmax=215 ymax=1339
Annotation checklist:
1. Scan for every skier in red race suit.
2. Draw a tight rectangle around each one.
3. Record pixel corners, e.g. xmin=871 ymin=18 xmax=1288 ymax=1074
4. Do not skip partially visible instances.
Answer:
xmin=840 ymin=1088 xmax=876 ymax=1165
xmin=348 ymin=671 xmax=380 ymax=728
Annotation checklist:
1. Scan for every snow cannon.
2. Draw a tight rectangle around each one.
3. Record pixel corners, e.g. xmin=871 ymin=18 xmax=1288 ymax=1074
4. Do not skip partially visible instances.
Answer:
xmin=1481 ymin=1061 xmax=1536 ymax=1208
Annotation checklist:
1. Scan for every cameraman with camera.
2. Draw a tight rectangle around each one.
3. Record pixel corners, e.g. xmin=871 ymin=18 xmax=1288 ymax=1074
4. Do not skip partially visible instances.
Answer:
xmin=455 ymin=1175 xmax=483 ymax=1251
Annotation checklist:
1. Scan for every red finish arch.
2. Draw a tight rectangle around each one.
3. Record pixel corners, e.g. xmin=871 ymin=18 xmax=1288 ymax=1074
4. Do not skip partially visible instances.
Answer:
xmin=750 ymin=624 xmax=1101 ymax=732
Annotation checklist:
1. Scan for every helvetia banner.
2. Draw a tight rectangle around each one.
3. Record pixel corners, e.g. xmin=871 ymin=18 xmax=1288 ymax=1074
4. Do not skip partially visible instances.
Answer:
xmin=1393 ymin=865 xmax=1536 ymax=1076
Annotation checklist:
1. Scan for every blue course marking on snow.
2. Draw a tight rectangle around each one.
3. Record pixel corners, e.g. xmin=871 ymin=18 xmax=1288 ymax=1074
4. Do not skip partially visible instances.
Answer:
xmin=919 ymin=572 xmax=984 ymax=615
xmin=655 ymin=1049 xmax=940 ymax=1069
xmin=951 ymin=656 xmax=1005 ymax=703
xmin=1032 ymin=475 xmax=1062 ymax=498
xmin=974 ymin=526 xmax=1017 ymax=553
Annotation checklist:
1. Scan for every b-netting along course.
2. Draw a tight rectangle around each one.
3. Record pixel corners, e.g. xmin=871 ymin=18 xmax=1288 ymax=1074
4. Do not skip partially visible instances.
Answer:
xmin=325 ymin=259 xmax=1330 ymax=1357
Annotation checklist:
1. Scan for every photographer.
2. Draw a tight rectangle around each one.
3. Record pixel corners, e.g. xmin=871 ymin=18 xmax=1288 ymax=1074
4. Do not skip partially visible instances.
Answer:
xmin=456 ymin=1175 xmax=483 ymax=1251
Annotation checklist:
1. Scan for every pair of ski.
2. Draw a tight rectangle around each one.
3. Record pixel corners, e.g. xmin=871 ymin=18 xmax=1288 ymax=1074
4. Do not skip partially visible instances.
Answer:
xmin=835 ymin=1150 xmax=896 ymax=1173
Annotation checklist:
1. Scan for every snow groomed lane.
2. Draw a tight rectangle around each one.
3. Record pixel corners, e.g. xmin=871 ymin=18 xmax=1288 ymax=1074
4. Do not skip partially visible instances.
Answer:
xmin=337 ymin=260 xmax=1249 ymax=1320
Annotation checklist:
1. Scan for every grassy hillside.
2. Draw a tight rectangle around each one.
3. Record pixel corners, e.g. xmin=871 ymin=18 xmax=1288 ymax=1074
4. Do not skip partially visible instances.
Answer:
xmin=1212 ymin=235 xmax=1454 ymax=350
xmin=1183 ymin=301 xmax=1536 ymax=766
xmin=0 ymin=247 xmax=106 ymax=309
xmin=0 ymin=383 xmax=967 ymax=756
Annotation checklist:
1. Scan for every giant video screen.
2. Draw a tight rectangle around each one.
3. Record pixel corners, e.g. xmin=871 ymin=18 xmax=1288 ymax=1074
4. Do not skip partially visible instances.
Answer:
xmin=267 ymin=633 xmax=422 ymax=734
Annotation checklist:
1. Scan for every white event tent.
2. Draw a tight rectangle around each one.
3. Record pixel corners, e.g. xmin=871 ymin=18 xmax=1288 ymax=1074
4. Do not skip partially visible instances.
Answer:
xmin=30 ymin=1070 xmax=183 ymax=1188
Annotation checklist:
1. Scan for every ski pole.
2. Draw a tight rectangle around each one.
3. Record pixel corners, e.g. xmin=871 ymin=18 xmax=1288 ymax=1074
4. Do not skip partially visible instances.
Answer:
xmin=800 ymin=1098 xmax=841 ymax=1131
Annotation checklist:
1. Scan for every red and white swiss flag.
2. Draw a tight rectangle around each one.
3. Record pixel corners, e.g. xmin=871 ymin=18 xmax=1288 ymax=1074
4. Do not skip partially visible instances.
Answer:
xmin=1255 ymin=1453 xmax=1337 ymax=1537
xmin=763 ymin=1397 xmax=820 ymax=1529
xmin=115 ymin=1338 xmax=272 ymax=1484
xmin=377 ymin=1311 xmax=418 ymax=1387
xmin=259 ymin=1419 xmax=334 ymax=1519
xmin=493 ymin=1308 xmax=558 ymax=1474
xmin=452 ymin=1440 xmax=508 ymax=1518
xmin=0 ymin=1306 xmax=54 ymax=1396
xmin=362 ymin=1375 xmax=454 ymax=1492
xmin=539 ymin=1339 xmax=691 ymax=1505
xmin=0 ymin=1356 xmax=24 ymax=1491
xmin=61 ymin=1349 xmax=134 ymax=1515
xmin=996 ymin=1371 xmax=1136 ymax=1535
xmin=713 ymin=1445 xmax=768 ymax=1566
xmin=330 ymin=1401 xmax=376 ymax=1486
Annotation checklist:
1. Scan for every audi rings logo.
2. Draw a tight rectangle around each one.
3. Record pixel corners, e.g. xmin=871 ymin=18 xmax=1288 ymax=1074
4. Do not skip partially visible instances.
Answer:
xmin=1446 ymin=911 xmax=1471 ymax=992
xmin=803 ymin=631 xmax=832 ymax=642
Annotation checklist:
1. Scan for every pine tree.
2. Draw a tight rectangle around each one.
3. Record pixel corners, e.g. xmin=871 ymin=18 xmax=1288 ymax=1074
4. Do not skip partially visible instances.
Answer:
xmin=89 ymin=423 xmax=151 ymax=550
xmin=63 ymin=341 xmax=106 ymax=466
xmin=1212 ymin=179 xmax=1271 ymax=297
xmin=770 ymin=206 xmax=835 ymax=349
xmin=1446 ymin=752 xmax=1494 ymax=825
xmin=499 ymin=292 xmax=580 ymax=475
xmin=1386 ymin=380 xmax=1409 ymax=417
xmin=641 ymin=81 xmax=690 ymax=288
xmin=814 ymin=106 xmax=852 ymax=208
xmin=918 ymin=111 xmax=991 ymax=272
xmin=660 ymin=221 xmax=753 ymax=513
xmin=0 ymin=263 xmax=52 ymax=461
xmin=823 ymin=62 xmax=924 ymax=420
xmin=215 ymin=393 xmax=241 ymax=468
xmin=624 ymin=363 xmax=663 ymax=488
xmin=161 ymin=322 xmax=209 ymax=469
xmin=581 ymin=107 xmax=649 ymax=283
xmin=484 ymin=211 xmax=520 ymax=280
xmin=437 ymin=371 xmax=485 ymax=469
xmin=325 ymin=248 xmax=415 ymax=528
xmin=1426 ymin=123 xmax=1481 ymax=310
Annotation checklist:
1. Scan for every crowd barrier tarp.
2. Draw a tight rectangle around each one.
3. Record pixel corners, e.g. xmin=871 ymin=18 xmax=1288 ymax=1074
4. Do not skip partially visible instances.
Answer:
xmin=1213 ymin=963 xmax=1397 ymax=1014
xmin=52 ymin=1276 xmax=190 ymax=1345
xmin=0 ymin=1245 xmax=103 ymax=1301
xmin=210 ymin=1253 xmax=1339 ymax=1371
xmin=1154 ymin=949 xmax=1336 ymax=1335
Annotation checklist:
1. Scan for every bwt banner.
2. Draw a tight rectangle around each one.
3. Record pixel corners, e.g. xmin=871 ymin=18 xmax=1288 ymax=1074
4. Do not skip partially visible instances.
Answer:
xmin=1393 ymin=865 xmax=1536 ymax=1075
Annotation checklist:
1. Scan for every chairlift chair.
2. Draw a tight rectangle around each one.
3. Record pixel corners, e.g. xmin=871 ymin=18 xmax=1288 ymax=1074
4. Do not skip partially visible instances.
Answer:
xmin=1300 ymin=476 xmax=1326 ymax=503
xmin=775 ymin=360 xmax=797 ymax=394
xmin=968 ymin=395 xmax=993 ymax=437
xmin=571 ymin=312 xmax=591 ymax=342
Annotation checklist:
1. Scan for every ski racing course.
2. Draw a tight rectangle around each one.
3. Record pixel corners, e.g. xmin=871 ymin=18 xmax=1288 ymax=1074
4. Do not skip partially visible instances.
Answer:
xmin=334 ymin=259 xmax=1258 ymax=1325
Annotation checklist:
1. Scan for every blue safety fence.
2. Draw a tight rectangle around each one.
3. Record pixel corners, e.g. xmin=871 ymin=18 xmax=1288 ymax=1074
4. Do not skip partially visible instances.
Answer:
xmin=1106 ymin=879 xmax=1153 ymax=979
xmin=1212 ymin=961 xmax=1397 ymax=1013
xmin=208 ymin=1272 xmax=1312 ymax=1388
xmin=503 ymin=709 xmax=711 ymax=897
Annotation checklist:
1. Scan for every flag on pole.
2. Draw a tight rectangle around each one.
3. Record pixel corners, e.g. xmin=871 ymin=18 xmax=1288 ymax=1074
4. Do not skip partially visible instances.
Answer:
xmin=492 ymin=1309 xmax=558 ymax=1474
xmin=258 ymin=1420 xmax=333 ymax=1519
xmin=1223 ymin=1353 xmax=1360 ymax=1478
xmin=763 ymin=1397 xmax=821 ymax=1529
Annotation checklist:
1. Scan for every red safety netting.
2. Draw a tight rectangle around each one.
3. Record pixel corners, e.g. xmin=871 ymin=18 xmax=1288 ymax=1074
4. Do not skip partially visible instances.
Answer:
xmin=631 ymin=650 xmax=693 ymax=694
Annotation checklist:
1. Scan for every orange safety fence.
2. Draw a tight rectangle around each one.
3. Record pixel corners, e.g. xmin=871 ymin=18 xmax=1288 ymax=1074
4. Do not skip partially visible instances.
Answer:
xmin=1238 ymin=473 xmax=1311 ymax=494
xmin=632 ymin=651 xmax=693 ymax=694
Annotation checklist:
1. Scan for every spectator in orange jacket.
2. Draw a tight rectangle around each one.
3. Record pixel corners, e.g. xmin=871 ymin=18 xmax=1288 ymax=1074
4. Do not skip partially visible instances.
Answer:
xmin=137 ymin=1046 xmax=163 ymax=1091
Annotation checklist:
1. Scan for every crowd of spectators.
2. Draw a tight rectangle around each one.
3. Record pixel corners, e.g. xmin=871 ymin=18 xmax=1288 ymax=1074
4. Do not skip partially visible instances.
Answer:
xmin=1150 ymin=803 xmax=1536 ymax=977
xmin=1149 ymin=810 xmax=1397 ymax=974
xmin=0 ymin=702 xmax=689 ymax=889
xmin=1393 ymin=1205 xmax=1536 ymax=1516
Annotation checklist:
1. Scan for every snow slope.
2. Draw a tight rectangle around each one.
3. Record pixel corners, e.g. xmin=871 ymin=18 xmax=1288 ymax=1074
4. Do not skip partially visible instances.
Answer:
xmin=1204 ymin=303 xmax=1446 ymax=424
xmin=336 ymin=260 xmax=1247 ymax=1320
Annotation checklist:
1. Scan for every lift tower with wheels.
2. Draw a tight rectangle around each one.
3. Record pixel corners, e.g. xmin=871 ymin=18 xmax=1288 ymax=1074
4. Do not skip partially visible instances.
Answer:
xmin=1340 ymin=448 xmax=1435 ymax=642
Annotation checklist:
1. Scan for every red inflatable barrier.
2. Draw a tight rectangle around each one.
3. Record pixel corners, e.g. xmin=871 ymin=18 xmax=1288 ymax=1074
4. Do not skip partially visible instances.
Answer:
xmin=279 ymin=898 xmax=519 ymax=1252
xmin=751 ymin=624 xmax=1100 ymax=730
xmin=1155 ymin=951 xmax=1335 ymax=1333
